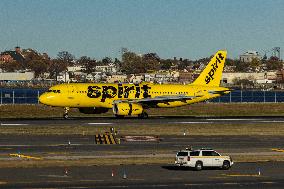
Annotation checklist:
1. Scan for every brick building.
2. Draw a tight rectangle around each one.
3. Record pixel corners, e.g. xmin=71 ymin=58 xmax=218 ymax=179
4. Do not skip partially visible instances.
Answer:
xmin=0 ymin=47 xmax=25 ymax=64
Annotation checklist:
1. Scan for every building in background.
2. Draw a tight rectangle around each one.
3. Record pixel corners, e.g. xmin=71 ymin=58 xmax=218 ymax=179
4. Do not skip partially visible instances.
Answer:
xmin=0 ymin=46 xmax=25 ymax=64
xmin=0 ymin=72 xmax=34 ymax=81
xmin=239 ymin=50 xmax=262 ymax=63
xmin=222 ymin=72 xmax=277 ymax=84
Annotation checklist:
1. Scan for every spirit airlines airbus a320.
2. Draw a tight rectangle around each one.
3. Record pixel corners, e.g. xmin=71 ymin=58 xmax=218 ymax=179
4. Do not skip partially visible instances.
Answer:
xmin=39 ymin=50 xmax=230 ymax=119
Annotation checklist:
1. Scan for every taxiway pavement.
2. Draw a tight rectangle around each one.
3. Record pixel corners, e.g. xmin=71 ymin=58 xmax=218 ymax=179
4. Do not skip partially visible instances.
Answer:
xmin=0 ymin=162 xmax=283 ymax=188
xmin=2 ymin=115 xmax=284 ymax=126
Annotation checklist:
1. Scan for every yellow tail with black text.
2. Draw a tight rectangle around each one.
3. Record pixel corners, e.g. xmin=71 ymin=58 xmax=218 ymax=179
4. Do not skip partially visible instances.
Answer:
xmin=192 ymin=50 xmax=226 ymax=86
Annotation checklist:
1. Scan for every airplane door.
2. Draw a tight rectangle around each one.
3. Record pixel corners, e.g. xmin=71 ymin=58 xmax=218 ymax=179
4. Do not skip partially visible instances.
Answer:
xmin=66 ymin=85 xmax=78 ymax=106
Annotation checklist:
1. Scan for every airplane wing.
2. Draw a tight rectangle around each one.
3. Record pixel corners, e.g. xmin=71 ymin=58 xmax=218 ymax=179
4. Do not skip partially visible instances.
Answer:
xmin=208 ymin=89 xmax=232 ymax=95
xmin=114 ymin=95 xmax=201 ymax=107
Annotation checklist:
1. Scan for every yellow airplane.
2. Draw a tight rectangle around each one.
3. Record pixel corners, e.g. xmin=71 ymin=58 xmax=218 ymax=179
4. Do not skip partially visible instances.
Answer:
xmin=39 ymin=50 xmax=230 ymax=119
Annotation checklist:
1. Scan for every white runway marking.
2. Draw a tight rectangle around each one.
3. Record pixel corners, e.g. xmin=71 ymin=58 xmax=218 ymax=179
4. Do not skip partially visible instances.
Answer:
xmin=206 ymin=118 xmax=261 ymax=121
xmin=39 ymin=174 xmax=71 ymax=178
xmin=0 ymin=123 xmax=29 ymax=126
xmin=255 ymin=120 xmax=284 ymax=123
xmin=171 ymin=122 xmax=212 ymax=124
xmin=87 ymin=122 xmax=113 ymax=125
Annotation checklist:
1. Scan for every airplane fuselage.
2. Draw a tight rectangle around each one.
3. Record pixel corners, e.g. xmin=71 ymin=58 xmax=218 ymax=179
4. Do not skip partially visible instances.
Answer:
xmin=39 ymin=83 xmax=228 ymax=108
xmin=39 ymin=50 xmax=229 ymax=118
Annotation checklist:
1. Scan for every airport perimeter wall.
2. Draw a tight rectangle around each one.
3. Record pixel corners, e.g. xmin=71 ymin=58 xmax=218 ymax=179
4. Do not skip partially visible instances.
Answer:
xmin=1 ymin=88 xmax=284 ymax=104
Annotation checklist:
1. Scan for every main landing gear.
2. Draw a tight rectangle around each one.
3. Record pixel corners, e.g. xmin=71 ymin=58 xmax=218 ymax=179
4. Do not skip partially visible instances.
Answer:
xmin=115 ymin=114 xmax=125 ymax=118
xmin=114 ymin=111 xmax=149 ymax=119
xmin=63 ymin=107 xmax=69 ymax=119
xmin=138 ymin=111 xmax=148 ymax=119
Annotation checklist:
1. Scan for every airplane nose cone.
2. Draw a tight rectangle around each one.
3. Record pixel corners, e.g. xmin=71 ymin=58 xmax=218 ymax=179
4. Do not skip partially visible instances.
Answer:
xmin=39 ymin=94 xmax=48 ymax=105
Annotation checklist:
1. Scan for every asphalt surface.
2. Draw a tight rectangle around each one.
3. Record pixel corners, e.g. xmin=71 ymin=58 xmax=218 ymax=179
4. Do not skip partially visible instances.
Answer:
xmin=0 ymin=162 xmax=283 ymax=188
xmin=0 ymin=116 xmax=284 ymax=188
xmin=0 ymin=135 xmax=283 ymax=158
xmin=2 ymin=115 xmax=284 ymax=126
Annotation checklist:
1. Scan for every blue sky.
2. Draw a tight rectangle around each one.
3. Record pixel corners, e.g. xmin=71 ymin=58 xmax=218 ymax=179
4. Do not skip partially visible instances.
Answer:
xmin=0 ymin=0 xmax=283 ymax=60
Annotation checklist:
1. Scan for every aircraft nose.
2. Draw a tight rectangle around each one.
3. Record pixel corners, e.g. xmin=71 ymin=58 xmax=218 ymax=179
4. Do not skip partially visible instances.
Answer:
xmin=39 ymin=94 xmax=48 ymax=105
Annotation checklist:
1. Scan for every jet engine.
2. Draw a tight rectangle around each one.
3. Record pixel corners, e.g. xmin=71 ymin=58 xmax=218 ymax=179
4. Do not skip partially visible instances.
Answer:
xmin=78 ymin=107 xmax=109 ymax=114
xmin=113 ymin=103 xmax=143 ymax=116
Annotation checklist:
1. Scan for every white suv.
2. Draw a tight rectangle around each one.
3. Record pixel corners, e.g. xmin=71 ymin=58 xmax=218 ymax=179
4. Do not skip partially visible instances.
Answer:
xmin=175 ymin=148 xmax=233 ymax=171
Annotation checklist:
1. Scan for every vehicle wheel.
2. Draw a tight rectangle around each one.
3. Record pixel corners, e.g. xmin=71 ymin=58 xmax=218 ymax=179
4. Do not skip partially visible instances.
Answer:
xmin=222 ymin=161 xmax=230 ymax=170
xmin=195 ymin=161 xmax=203 ymax=171
xmin=63 ymin=113 xmax=68 ymax=119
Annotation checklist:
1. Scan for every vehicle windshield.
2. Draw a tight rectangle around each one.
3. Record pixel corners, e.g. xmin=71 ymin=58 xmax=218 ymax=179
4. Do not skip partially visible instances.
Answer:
xmin=177 ymin=152 xmax=188 ymax=156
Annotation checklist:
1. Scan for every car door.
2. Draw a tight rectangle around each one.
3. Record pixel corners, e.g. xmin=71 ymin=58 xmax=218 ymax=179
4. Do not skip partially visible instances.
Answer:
xmin=201 ymin=151 xmax=213 ymax=166
xmin=211 ymin=151 xmax=223 ymax=167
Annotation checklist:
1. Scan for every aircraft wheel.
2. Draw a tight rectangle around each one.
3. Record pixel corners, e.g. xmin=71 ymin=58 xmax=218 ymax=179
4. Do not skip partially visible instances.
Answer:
xmin=115 ymin=114 xmax=124 ymax=118
xmin=138 ymin=112 xmax=148 ymax=119
xmin=63 ymin=113 xmax=69 ymax=119
xmin=63 ymin=107 xmax=69 ymax=119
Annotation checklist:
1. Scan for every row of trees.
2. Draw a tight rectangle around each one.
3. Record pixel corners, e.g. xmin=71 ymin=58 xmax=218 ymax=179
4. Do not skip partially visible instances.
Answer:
xmin=0 ymin=48 xmax=283 ymax=78
xmin=226 ymin=56 xmax=283 ymax=72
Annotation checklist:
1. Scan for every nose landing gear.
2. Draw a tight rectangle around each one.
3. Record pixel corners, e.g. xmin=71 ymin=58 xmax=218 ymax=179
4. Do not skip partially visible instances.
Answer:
xmin=63 ymin=107 xmax=69 ymax=119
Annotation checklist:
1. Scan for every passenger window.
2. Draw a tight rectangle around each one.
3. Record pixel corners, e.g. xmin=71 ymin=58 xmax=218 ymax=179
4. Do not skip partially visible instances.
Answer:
xmin=177 ymin=152 xmax=188 ymax=156
xmin=202 ymin=151 xmax=214 ymax=156
xmin=189 ymin=151 xmax=200 ymax=156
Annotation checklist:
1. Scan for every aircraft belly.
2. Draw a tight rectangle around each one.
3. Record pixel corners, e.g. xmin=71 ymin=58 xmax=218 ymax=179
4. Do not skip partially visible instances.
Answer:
xmin=77 ymin=98 xmax=113 ymax=108
xmin=157 ymin=101 xmax=187 ymax=108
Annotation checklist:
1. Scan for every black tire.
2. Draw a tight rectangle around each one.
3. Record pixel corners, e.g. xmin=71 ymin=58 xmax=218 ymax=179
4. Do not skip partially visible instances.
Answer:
xmin=63 ymin=113 xmax=68 ymax=119
xmin=195 ymin=161 xmax=203 ymax=171
xmin=115 ymin=114 xmax=124 ymax=118
xmin=138 ymin=112 xmax=148 ymax=119
xmin=143 ymin=112 xmax=148 ymax=118
xmin=222 ymin=161 xmax=230 ymax=170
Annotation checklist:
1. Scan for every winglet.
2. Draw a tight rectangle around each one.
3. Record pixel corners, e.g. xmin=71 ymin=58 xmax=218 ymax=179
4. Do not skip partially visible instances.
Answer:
xmin=192 ymin=50 xmax=227 ymax=86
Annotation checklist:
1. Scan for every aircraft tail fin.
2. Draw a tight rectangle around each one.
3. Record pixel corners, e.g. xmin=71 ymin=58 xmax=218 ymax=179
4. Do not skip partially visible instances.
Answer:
xmin=192 ymin=50 xmax=227 ymax=87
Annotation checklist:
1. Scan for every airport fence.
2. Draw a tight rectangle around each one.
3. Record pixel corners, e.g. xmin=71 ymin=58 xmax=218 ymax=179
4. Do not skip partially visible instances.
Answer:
xmin=0 ymin=88 xmax=46 ymax=104
xmin=1 ymin=88 xmax=284 ymax=104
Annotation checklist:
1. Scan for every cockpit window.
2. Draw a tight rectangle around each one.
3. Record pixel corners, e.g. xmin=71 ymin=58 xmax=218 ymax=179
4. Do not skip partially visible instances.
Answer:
xmin=47 ymin=90 xmax=61 ymax=93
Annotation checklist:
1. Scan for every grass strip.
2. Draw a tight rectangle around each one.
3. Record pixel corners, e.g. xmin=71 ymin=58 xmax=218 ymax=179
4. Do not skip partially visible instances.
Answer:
xmin=2 ymin=103 xmax=284 ymax=119
xmin=0 ymin=123 xmax=284 ymax=136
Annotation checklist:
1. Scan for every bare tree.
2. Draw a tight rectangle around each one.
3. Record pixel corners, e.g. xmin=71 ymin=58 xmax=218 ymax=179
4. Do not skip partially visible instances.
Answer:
xmin=78 ymin=56 xmax=97 ymax=74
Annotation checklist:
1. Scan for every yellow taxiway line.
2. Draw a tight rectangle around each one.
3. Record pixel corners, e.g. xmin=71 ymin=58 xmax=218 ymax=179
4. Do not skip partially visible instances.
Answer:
xmin=271 ymin=148 xmax=284 ymax=152
xmin=9 ymin=153 xmax=43 ymax=160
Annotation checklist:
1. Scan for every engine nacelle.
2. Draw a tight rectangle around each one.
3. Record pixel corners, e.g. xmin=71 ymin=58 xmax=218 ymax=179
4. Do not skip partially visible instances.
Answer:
xmin=78 ymin=107 xmax=109 ymax=114
xmin=113 ymin=103 xmax=143 ymax=116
